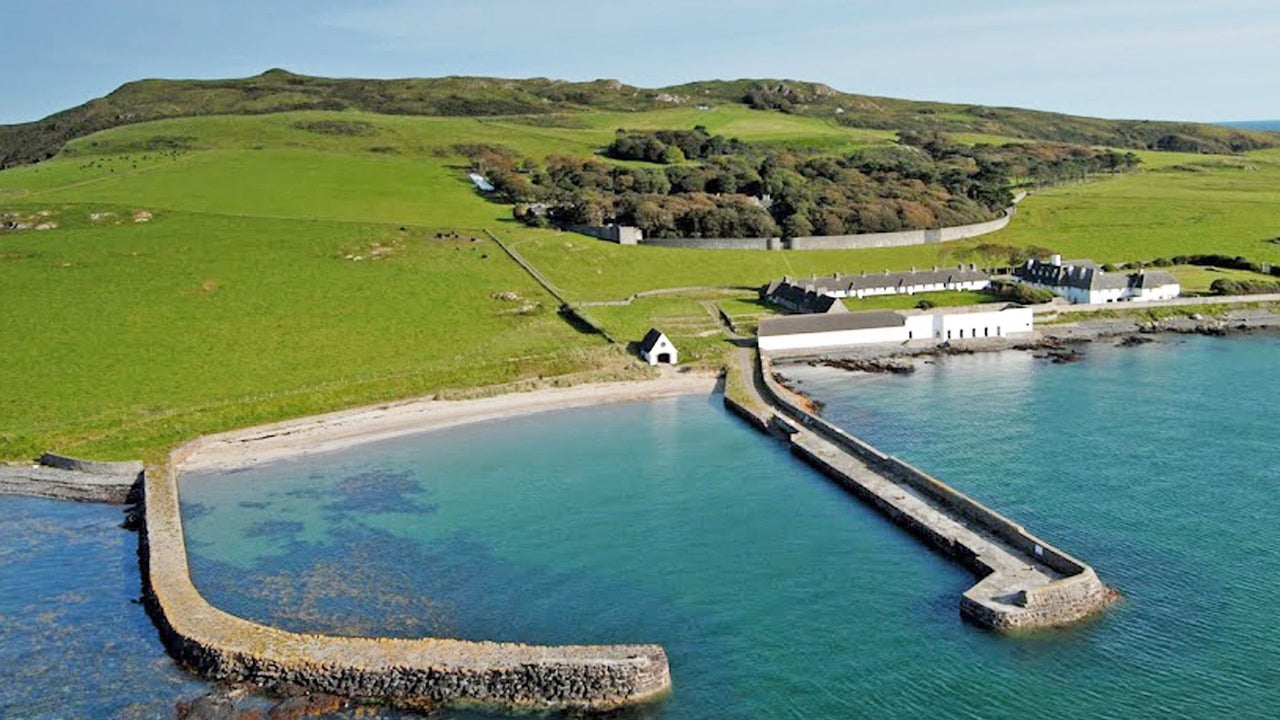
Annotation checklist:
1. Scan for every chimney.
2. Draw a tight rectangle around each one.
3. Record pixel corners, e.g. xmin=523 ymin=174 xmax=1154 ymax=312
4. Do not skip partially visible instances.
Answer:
xmin=910 ymin=266 xmax=916 ymax=273
xmin=1050 ymin=254 xmax=1063 ymax=267
xmin=933 ymin=265 xmax=939 ymax=272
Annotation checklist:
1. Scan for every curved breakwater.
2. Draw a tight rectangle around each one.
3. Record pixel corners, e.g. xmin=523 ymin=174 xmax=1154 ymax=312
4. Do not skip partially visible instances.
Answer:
xmin=142 ymin=432 xmax=673 ymax=713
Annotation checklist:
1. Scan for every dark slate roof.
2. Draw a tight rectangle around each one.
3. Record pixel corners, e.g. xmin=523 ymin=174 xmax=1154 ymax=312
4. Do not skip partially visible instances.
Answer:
xmin=1015 ymin=259 xmax=1180 ymax=292
xmin=1133 ymin=270 xmax=1179 ymax=288
xmin=758 ymin=310 xmax=905 ymax=338
xmin=813 ymin=296 xmax=848 ymax=314
xmin=761 ymin=266 xmax=990 ymax=314
xmin=789 ymin=265 xmax=989 ymax=295
xmin=640 ymin=328 xmax=667 ymax=352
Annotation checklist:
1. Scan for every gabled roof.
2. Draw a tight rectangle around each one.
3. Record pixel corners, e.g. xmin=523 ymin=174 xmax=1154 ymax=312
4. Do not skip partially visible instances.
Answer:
xmin=640 ymin=328 xmax=669 ymax=352
xmin=768 ymin=266 xmax=990 ymax=298
xmin=813 ymin=296 xmax=848 ymax=314
xmin=1016 ymin=259 xmax=1181 ymax=292
xmin=758 ymin=310 xmax=905 ymax=337
xmin=1134 ymin=270 xmax=1179 ymax=288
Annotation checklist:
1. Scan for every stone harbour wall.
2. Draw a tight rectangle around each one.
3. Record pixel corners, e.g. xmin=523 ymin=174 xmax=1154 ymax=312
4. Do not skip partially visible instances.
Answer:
xmin=0 ymin=453 xmax=141 ymax=504
xmin=576 ymin=196 xmax=1023 ymax=251
xmin=39 ymin=452 xmax=144 ymax=477
xmin=754 ymin=354 xmax=1115 ymax=630
xmin=141 ymin=437 xmax=671 ymax=712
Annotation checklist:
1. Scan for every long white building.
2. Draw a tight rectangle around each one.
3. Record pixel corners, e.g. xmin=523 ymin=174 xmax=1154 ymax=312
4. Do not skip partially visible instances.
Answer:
xmin=758 ymin=303 xmax=1034 ymax=353
xmin=1014 ymin=256 xmax=1180 ymax=304
xmin=762 ymin=265 xmax=990 ymax=313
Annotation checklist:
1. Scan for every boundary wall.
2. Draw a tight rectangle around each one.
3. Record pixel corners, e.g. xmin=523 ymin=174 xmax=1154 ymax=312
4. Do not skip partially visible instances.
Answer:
xmin=788 ymin=209 xmax=1014 ymax=250
xmin=569 ymin=194 xmax=1023 ymax=251
xmin=141 ymin=437 xmax=671 ymax=712
xmin=747 ymin=354 xmax=1114 ymax=630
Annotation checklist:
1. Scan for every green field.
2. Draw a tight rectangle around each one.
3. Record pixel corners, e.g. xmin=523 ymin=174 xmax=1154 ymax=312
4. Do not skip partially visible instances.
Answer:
xmin=3 ymin=105 xmax=1279 ymax=461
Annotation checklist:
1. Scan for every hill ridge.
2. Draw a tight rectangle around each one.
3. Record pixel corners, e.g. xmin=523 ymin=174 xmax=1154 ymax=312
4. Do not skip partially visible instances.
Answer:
xmin=2 ymin=70 xmax=1276 ymax=169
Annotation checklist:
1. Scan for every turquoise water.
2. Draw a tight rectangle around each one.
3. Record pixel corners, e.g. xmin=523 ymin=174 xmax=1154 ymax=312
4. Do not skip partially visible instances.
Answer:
xmin=172 ymin=334 xmax=1278 ymax=719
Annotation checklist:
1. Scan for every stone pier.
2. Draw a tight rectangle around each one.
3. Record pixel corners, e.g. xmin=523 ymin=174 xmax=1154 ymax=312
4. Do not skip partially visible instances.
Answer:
xmin=725 ymin=350 xmax=1116 ymax=630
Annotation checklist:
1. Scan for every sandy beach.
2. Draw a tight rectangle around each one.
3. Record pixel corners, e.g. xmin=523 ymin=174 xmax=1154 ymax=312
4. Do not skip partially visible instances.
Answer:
xmin=178 ymin=371 xmax=721 ymax=474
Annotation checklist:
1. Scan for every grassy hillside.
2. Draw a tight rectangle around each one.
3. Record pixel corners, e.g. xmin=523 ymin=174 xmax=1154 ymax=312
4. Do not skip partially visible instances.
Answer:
xmin=3 ymin=101 xmax=1280 ymax=461
xmin=2 ymin=69 xmax=1275 ymax=168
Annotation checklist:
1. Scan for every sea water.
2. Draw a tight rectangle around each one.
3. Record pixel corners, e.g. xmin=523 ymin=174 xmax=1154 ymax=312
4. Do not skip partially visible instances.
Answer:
xmin=0 ymin=496 xmax=207 ymax=718
xmin=178 ymin=335 xmax=1280 ymax=720
xmin=7 ymin=334 xmax=1278 ymax=718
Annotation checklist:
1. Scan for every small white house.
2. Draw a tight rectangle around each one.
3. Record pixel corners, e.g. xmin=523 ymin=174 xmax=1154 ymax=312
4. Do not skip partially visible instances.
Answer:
xmin=640 ymin=328 xmax=678 ymax=365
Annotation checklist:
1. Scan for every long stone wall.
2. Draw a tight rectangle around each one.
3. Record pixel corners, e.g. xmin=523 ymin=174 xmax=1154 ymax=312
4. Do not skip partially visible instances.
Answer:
xmin=788 ymin=209 xmax=1014 ymax=250
xmin=641 ymin=236 xmax=780 ymax=250
xmin=751 ymin=354 xmax=1115 ymax=630
xmin=141 ymin=437 xmax=671 ymax=712
xmin=573 ymin=197 xmax=1021 ymax=251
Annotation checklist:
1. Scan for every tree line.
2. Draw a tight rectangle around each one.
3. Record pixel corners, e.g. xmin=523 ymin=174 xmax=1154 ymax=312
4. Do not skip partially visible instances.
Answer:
xmin=461 ymin=128 xmax=1140 ymax=240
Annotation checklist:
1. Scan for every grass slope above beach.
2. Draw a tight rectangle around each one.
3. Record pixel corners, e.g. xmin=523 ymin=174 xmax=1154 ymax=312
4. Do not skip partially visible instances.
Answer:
xmin=2 ymin=94 xmax=1279 ymax=461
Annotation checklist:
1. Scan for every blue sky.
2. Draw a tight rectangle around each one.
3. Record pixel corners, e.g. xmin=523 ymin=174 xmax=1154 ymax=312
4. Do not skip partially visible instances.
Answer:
xmin=4 ymin=0 xmax=1278 ymax=124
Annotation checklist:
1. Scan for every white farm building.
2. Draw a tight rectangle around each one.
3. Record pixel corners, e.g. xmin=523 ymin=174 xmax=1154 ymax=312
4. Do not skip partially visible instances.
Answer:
xmin=757 ymin=303 xmax=1034 ymax=353
xmin=1014 ymin=256 xmax=1180 ymax=304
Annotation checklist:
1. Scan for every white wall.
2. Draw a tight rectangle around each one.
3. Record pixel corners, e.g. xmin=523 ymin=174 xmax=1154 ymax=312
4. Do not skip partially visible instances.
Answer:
xmin=935 ymin=308 xmax=1032 ymax=340
xmin=1027 ymin=279 xmax=1181 ymax=305
xmin=831 ymin=279 xmax=990 ymax=299
xmin=759 ymin=306 xmax=1033 ymax=352
xmin=1133 ymin=283 xmax=1181 ymax=302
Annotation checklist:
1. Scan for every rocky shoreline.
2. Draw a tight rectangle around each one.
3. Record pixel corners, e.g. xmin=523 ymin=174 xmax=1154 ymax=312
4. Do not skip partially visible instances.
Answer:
xmin=0 ymin=453 xmax=142 ymax=504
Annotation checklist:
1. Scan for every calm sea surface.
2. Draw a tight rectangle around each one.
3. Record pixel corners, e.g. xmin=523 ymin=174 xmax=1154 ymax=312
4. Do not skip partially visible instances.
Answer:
xmin=5 ymin=334 xmax=1278 ymax=718
xmin=1221 ymin=120 xmax=1280 ymax=131
xmin=0 ymin=496 xmax=206 ymax=718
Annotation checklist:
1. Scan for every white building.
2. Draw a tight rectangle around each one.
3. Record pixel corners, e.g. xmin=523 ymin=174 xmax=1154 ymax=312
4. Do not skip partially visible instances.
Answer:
xmin=467 ymin=173 xmax=495 ymax=192
xmin=757 ymin=304 xmax=1034 ymax=353
xmin=640 ymin=328 xmax=679 ymax=365
xmin=762 ymin=265 xmax=990 ymax=313
xmin=1014 ymin=256 xmax=1180 ymax=304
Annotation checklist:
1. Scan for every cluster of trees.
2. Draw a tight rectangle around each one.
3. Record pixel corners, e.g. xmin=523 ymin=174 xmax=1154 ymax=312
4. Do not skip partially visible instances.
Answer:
xmin=955 ymin=242 xmax=1061 ymax=268
xmin=464 ymin=127 xmax=1141 ymax=240
xmin=897 ymin=131 xmax=1140 ymax=189
xmin=605 ymin=127 xmax=747 ymax=164
xmin=1210 ymin=278 xmax=1280 ymax=295
xmin=989 ymin=279 xmax=1058 ymax=304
